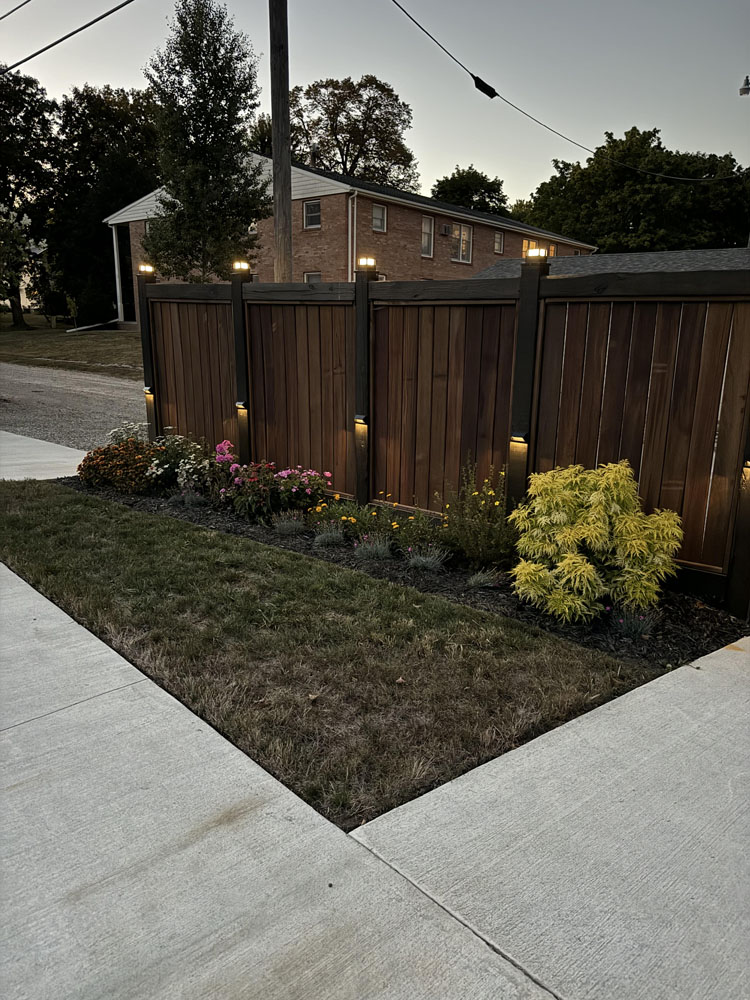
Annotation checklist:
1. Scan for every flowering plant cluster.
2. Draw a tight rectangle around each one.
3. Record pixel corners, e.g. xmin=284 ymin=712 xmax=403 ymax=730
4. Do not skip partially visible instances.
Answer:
xmin=436 ymin=464 xmax=515 ymax=567
xmin=78 ymin=439 xmax=166 ymax=494
xmin=209 ymin=441 xmax=331 ymax=521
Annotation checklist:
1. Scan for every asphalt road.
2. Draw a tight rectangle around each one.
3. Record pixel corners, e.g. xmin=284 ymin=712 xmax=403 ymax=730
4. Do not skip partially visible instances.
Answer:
xmin=0 ymin=363 xmax=147 ymax=451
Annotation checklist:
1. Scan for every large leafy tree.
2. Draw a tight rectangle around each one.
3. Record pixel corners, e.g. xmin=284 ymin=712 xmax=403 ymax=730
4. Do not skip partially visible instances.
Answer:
xmin=47 ymin=85 xmax=160 ymax=324
xmin=144 ymin=0 xmax=269 ymax=281
xmin=290 ymin=75 xmax=419 ymax=191
xmin=431 ymin=164 xmax=510 ymax=216
xmin=0 ymin=68 xmax=57 ymax=328
xmin=518 ymin=128 xmax=749 ymax=253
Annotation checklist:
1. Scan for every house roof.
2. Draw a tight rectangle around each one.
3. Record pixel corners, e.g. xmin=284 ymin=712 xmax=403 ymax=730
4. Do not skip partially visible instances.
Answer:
xmin=103 ymin=154 xmax=595 ymax=249
xmin=474 ymin=247 xmax=750 ymax=279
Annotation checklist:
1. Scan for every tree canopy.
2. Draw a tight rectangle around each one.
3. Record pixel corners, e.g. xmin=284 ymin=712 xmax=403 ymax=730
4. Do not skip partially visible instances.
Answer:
xmin=0 ymin=68 xmax=57 ymax=327
xmin=515 ymin=128 xmax=749 ymax=253
xmin=144 ymin=0 xmax=269 ymax=281
xmin=431 ymin=164 xmax=510 ymax=216
xmin=290 ymin=75 xmax=419 ymax=191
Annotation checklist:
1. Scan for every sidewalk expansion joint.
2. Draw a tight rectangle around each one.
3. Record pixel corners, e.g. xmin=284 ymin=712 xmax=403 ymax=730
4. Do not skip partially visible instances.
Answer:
xmin=0 ymin=678 xmax=148 ymax=733
xmin=351 ymin=836 xmax=568 ymax=1000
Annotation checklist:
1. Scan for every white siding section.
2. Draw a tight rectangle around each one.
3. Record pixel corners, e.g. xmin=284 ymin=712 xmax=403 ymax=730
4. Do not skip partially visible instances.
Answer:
xmin=103 ymin=188 xmax=164 ymax=224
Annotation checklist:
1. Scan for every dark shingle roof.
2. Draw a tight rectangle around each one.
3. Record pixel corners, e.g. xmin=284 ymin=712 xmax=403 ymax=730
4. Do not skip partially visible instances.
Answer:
xmin=474 ymin=247 xmax=750 ymax=279
xmin=292 ymin=161 xmax=597 ymax=250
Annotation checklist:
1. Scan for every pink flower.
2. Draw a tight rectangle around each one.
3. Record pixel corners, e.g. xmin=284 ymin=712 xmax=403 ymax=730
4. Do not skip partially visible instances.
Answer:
xmin=324 ymin=471 xmax=332 ymax=478
xmin=306 ymin=488 xmax=311 ymax=494
xmin=229 ymin=463 xmax=240 ymax=473
xmin=234 ymin=477 xmax=242 ymax=485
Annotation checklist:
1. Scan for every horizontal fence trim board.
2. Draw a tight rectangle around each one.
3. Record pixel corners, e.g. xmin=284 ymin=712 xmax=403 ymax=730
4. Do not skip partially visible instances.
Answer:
xmin=146 ymin=284 xmax=232 ymax=302
xmin=242 ymin=282 xmax=354 ymax=302
xmin=540 ymin=270 xmax=750 ymax=299
xmin=370 ymin=279 xmax=519 ymax=302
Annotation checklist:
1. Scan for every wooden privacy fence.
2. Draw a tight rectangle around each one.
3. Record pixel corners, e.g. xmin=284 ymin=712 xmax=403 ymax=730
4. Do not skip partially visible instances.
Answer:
xmin=138 ymin=268 xmax=750 ymax=617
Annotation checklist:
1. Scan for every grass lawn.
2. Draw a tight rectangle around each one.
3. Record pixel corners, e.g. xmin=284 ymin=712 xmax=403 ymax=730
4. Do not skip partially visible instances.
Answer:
xmin=0 ymin=481 xmax=659 ymax=829
xmin=0 ymin=322 xmax=143 ymax=379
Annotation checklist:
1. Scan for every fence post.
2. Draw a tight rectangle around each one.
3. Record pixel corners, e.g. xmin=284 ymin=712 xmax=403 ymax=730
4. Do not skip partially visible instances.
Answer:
xmin=354 ymin=269 xmax=374 ymax=504
xmin=507 ymin=259 xmax=549 ymax=506
xmin=231 ymin=274 xmax=251 ymax=464
xmin=137 ymin=273 xmax=158 ymax=440
xmin=726 ymin=422 xmax=750 ymax=621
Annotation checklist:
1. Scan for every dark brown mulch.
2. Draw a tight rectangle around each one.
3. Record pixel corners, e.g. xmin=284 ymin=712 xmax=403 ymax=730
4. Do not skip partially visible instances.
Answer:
xmin=57 ymin=477 xmax=745 ymax=670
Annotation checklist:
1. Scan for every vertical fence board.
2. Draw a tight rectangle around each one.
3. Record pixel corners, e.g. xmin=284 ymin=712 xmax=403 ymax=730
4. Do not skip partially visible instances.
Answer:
xmin=619 ymin=302 xmax=658 ymax=477
xmin=372 ymin=305 xmax=389 ymax=498
xmin=476 ymin=306 xmax=501 ymax=481
xmin=414 ymin=307 xmax=434 ymax=508
xmin=460 ymin=306 xmax=483 ymax=468
xmin=332 ymin=305 xmax=348 ymax=489
xmin=386 ymin=307 xmax=404 ymax=499
xmin=639 ymin=303 xmax=681 ymax=510
xmin=444 ymin=306 xmax=466 ymax=491
xmin=555 ymin=302 xmax=588 ymax=467
xmin=294 ymin=306 xmax=311 ymax=468
xmin=307 ymin=307 xmax=322 ymax=473
xmin=596 ymin=302 xmax=633 ymax=464
xmin=345 ymin=305 xmax=357 ymax=495
xmin=428 ymin=306 xmax=450 ymax=507
xmin=535 ymin=303 xmax=567 ymax=471
xmin=575 ymin=302 xmax=610 ymax=468
xmin=491 ymin=304 xmax=516 ymax=472
xmin=399 ymin=308 xmax=419 ymax=504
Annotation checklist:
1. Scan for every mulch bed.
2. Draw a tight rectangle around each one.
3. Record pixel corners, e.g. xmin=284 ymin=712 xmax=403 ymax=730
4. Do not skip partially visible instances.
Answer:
xmin=58 ymin=476 xmax=745 ymax=670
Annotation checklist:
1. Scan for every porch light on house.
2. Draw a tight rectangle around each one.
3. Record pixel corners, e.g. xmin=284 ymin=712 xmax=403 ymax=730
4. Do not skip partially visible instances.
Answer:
xmin=138 ymin=263 xmax=154 ymax=273
xmin=143 ymin=386 xmax=153 ymax=395
xmin=233 ymin=260 xmax=250 ymax=271
xmin=526 ymin=248 xmax=548 ymax=258
xmin=357 ymin=256 xmax=376 ymax=269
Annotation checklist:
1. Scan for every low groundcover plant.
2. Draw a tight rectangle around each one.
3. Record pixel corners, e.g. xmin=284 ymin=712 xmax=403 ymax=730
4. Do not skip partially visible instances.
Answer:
xmin=508 ymin=461 xmax=682 ymax=622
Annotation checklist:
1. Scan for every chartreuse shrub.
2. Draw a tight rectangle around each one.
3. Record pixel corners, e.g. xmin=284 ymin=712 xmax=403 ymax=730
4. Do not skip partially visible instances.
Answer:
xmin=508 ymin=461 xmax=682 ymax=622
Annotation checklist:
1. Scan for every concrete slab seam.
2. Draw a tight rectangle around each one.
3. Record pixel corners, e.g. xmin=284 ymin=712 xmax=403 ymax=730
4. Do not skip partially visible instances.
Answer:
xmin=349 ymin=835 xmax=569 ymax=1000
xmin=0 ymin=678 xmax=149 ymax=733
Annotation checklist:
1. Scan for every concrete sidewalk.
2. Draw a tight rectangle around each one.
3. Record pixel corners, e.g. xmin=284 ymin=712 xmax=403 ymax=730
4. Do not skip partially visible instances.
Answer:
xmin=0 ymin=564 xmax=548 ymax=1000
xmin=354 ymin=638 xmax=750 ymax=1000
xmin=0 ymin=430 xmax=85 ymax=480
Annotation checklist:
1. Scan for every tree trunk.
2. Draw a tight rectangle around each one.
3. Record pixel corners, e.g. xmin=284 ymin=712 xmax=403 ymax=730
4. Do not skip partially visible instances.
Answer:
xmin=9 ymin=285 xmax=29 ymax=329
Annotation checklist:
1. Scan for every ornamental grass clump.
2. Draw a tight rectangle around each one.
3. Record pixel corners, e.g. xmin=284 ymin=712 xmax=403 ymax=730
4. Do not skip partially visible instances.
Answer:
xmin=508 ymin=461 xmax=682 ymax=623
xmin=405 ymin=543 xmax=450 ymax=572
xmin=353 ymin=533 xmax=393 ymax=561
xmin=272 ymin=512 xmax=308 ymax=536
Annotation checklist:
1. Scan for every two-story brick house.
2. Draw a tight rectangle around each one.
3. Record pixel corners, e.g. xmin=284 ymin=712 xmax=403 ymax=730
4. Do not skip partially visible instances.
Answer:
xmin=103 ymin=154 xmax=595 ymax=324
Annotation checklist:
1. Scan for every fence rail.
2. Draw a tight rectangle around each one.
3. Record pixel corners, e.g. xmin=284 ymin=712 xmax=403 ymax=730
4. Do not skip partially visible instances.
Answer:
xmin=140 ymin=269 xmax=750 ymax=618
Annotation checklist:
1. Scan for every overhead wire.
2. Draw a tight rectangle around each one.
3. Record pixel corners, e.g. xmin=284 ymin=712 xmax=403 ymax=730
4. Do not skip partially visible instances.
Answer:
xmin=1 ymin=0 xmax=139 ymax=73
xmin=387 ymin=0 xmax=744 ymax=184
xmin=0 ymin=0 xmax=33 ymax=22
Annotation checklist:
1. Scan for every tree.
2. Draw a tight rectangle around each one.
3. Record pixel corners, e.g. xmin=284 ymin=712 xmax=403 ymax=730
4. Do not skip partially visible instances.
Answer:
xmin=0 ymin=68 xmax=57 ymax=327
xmin=431 ymin=165 xmax=509 ymax=216
xmin=249 ymin=112 xmax=273 ymax=157
xmin=144 ymin=0 xmax=269 ymax=281
xmin=290 ymin=75 xmax=419 ymax=191
xmin=47 ymin=85 xmax=160 ymax=324
xmin=520 ymin=128 xmax=750 ymax=253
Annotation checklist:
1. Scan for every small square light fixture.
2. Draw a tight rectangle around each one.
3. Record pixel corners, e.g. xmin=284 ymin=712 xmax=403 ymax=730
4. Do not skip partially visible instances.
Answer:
xmin=525 ymin=248 xmax=548 ymax=258
xmin=143 ymin=386 xmax=153 ymax=395
xmin=235 ymin=401 xmax=247 ymax=410
xmin=138 ymin=263 xmax=154 ymax=273
xmin=357 ymin=256 xmax=376 ymax=269
xmin=233 ymin=260 xmax=250 ymax=271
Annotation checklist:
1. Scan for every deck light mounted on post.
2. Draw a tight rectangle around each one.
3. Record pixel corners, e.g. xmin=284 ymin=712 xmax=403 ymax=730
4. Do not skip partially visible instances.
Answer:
xmin=740 ymin=75 xmax=750 ymax=96
xmin=233 ymin=260 xmax=250 ymax=271
xmin=525 ymin=248 xmax=548 ymax=259
xmin=138 ymin=263 xmax=154 ymax=274
xmin=357 ymin=256 xmax=376 ymax=271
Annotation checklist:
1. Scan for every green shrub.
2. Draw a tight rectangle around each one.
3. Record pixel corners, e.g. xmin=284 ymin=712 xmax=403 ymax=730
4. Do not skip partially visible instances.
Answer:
xmin=78 ymin=439 xmax=165 ymax=494
xmin=508 ymin=461 xmax=682 ymax=622
xmin=436 ymin=464 xmax=515 ymax=567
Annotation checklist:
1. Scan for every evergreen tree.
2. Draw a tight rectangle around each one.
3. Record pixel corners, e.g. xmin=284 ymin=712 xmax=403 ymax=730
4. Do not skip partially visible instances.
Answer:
xmin=144 ymin=0 xmax=269 ymax=281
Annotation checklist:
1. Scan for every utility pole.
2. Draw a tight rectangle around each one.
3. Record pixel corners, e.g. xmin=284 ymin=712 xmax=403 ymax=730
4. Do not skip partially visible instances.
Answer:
xmin=269 ymin=0 xmax=293 ymax=282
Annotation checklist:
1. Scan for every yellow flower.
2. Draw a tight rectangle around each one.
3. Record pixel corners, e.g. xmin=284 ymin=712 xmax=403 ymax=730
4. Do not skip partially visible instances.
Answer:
xmin=488 ymin=490 xmax=495 ymax=496
xmin=370 ymin=510 xmax=377 ymax=516
xmin=315 ymin=506 xmax=322 ymax=513
xmin=494 ymin=500 xmax=500 ymax=506
xmin=341 ymin=516 xmax=347 ymax=521
xmin=349 ymin=517 xmax=356 ymax=523
xmin=408 ymin=516 xmax=414 ymax=520
xmin=334 ymin=494 xmax=340 ymax=501
xmin=386 ymin=493 xmax=392 ymax=498
xmin=378 ymin=491 xmax=384 ymax=495
xmin=392 ymin=522 xmax=399 ymax=529
xmin=472 ymin=491 xmax=479 ymax=496
xmin=321 ymin=502 xmax=327 ymax=507
xmin=445 ymin=504 xmax=450 ymax=509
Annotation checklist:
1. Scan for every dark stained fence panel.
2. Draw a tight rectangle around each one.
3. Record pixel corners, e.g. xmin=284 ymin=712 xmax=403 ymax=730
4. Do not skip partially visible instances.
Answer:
xmin=372 ymin=301 xmax=518 ymax=510
xmin=245 ymin=302 xmax=357 ymax=496
xmin=150 ymin=299 xmax=237 ymax=447
xmin=533 ymin=297 xmax=750 ymax=573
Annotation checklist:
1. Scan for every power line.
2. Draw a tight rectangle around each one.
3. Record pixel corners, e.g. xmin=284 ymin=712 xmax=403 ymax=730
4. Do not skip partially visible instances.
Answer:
xmin=1 ymin=0 xmax=139 ymax=73
xmin=387 ymin=0 xmax=744 ymax=184
xmin=0 ymin=0 xmax=33 ymax=22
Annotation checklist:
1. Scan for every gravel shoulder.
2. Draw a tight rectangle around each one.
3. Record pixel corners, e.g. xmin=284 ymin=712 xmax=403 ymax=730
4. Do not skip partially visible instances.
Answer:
xmin=0 ymin=362 xmax=146 ymax=450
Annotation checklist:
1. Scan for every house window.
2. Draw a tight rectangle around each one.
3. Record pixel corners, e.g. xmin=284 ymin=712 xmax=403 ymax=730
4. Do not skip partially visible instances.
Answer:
xmin=304 ymin=272 xmax=322 ymax=283
xmin=304 ymin=201 xmax=321 ymax=229
xmin=548 ymin=244 xmax=557 ymax=257
xmin=421 ymin=216 xmax=434 ymax=257
xmin=372 ymin=204 xmax=387 ymax=232
xmin=573 ymin=249 xmax=581 ymax=256
xmin=494 ymin=232 xmax=505 ymax=255
xmin=451 ymin=223 xmax=473 ymax=263
xmin=522 ymin=238 xmax=538 ymax=257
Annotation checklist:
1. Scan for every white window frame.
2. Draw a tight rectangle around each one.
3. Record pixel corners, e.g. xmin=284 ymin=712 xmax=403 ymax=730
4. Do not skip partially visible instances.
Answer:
xmin=372 ymin=203 xmax=387 ymax=232
xmin=573 ymin=249 xmax=581 ymax=256
xmin=451 ymin=223 xmax=473 ymax=264
xmin=303 ymin=271 xmax=322 ymax=283
xmin=494 ymin=231 xmax=505 ymax=255
xmin=303 ymin=201 xmax=321 ymax=229
xmin=421 ymin=216 xmax=434 ymax=258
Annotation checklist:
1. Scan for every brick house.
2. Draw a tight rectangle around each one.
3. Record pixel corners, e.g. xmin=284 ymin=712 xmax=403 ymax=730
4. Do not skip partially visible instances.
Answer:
xmin=103 ymin=154 xmax=595 ymax=325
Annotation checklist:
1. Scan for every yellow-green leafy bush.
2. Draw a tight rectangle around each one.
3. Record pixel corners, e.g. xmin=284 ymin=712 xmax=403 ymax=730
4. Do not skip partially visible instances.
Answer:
xmin=508 ymin=461 xmax=682 ymax=622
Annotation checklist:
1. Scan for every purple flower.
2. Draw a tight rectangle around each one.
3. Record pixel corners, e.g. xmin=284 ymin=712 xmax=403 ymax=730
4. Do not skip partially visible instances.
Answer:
xmin=229 ymin=463 xmax=240 ymax=473
xmin=234 ymin=477 xmax=242 ymax=485
xmin=605 ymin=606 xmax=611 ymax=611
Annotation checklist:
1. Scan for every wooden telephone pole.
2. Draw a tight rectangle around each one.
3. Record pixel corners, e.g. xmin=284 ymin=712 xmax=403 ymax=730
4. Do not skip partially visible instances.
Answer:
xmin=269 ymin=0 xmax=293 ymax=282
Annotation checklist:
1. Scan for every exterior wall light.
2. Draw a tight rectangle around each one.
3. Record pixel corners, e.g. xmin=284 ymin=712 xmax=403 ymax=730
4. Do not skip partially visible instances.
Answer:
xmin=143 ymin=386 xmax=153 ymax=395
xmin=357 ymin=256 xmax=376 ymax=269
xmin=233 ymin=260 xmax=250 ymax=271
xmin=235 ymin=401 xmax=248 ymax=410
xmin=138 ymin=263 xmax=155 ymax=273
xmin=354 ymin=415 xmax=367 ymax=425
xmin=525 ymin=248 xmax=548 ymax=258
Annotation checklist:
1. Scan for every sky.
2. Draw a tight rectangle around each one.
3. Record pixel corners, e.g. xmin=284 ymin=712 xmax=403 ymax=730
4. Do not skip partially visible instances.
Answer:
xmin=2 ymin=0 xmax=749 ymax=202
